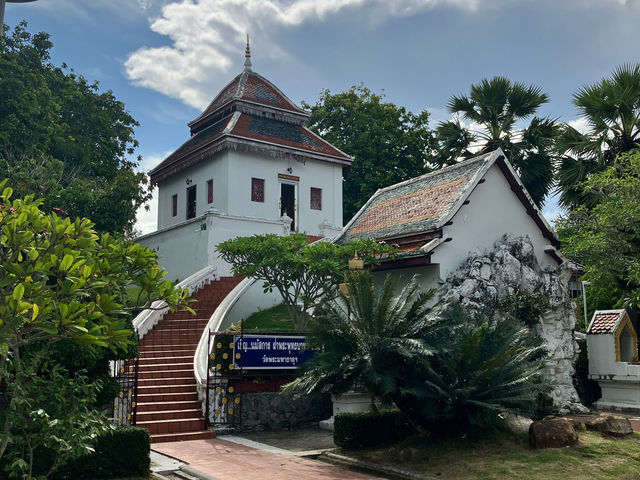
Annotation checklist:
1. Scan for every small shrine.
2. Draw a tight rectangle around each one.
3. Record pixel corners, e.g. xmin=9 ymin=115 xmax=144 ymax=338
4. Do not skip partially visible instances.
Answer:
xmin=587 ymin=309 xmax=640 ymax=411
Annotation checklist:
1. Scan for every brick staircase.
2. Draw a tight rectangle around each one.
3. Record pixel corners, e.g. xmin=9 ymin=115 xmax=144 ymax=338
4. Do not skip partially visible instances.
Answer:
xmin=135 ymin=276 xmax=242 ymax=443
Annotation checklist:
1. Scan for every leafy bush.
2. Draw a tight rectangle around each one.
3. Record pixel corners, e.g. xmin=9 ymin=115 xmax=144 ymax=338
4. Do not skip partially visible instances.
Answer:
xmin=334 ymin=410 xmax=412 ymax=449
xmin=500 ymin=290 xmax=548 ymax=327
xmin=55 ymin=427 xmax=150 ymax=479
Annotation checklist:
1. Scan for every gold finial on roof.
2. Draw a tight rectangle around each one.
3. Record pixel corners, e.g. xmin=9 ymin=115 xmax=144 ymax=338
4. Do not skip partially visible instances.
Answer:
xmin=244 ymin=34 xmax=252 ymax=70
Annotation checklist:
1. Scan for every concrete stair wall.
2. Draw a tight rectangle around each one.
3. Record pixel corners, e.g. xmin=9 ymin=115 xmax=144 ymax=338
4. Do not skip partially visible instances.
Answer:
xmin=135 ymin=276 xmax=242 ymax=443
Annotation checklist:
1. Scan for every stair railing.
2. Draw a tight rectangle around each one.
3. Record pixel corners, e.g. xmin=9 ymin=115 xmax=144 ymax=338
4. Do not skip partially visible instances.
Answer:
xmin=132 ymin=265 xmax=218 ymax=340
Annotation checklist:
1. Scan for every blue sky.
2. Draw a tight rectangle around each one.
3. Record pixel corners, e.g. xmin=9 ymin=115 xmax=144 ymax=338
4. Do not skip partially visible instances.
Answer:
xmin=5 ymin=0 xmax=640 ymax=233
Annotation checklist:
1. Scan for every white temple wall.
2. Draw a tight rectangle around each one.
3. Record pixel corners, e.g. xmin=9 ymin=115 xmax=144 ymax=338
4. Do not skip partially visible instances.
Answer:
xmin=432 ymin=164 xmax=558 ymax=280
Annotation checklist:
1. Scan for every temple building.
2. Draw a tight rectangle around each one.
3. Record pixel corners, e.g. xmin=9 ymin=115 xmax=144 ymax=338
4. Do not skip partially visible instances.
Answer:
xmin=137 ymin=38 xmax=352 ymax=280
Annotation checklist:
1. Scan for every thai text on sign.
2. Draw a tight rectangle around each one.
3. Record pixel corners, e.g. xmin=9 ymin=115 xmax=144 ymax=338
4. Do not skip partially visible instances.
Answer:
xmin=233 ymin=334 xmax=314 ymax=369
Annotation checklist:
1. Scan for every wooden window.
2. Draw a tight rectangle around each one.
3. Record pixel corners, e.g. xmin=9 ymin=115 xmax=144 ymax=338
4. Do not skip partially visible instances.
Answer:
xmin=207 ymin=179 xmax=214 ymax=204
xmin=171 ymin=194 xmax=178 ymax=217
xmin=186 ymin=186 xmax=197 ymax=219
xmin=251 ymin=178 xmax=265 ymax=203
xmin=310 ymin=187 xmax=322 ymax=210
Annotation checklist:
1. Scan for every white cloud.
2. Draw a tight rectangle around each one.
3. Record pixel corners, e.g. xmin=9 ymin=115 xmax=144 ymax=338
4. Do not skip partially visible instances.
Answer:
xmin=124 ymin=0 xmax=505 ymax=109
xmin=568 ymin=116 xmax=590 ymax=134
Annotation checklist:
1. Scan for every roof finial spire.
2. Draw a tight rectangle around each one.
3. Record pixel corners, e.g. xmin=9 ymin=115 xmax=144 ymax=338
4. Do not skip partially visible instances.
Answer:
xmin=244 ymin=34 xmax=252 ymax=71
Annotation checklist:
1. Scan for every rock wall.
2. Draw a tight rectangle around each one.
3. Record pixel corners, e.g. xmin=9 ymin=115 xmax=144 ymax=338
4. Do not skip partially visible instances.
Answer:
xmin=436 ymin=234 xmax=586 ymax=413
xmin=239 ymin=392 xmax=332 ymax=432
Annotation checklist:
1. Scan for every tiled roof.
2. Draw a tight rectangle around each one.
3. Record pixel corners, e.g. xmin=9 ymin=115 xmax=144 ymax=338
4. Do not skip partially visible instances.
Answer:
xmin=340 ymin=152 xmax=493 ymax=242
xmin=230 ymin=114 xmax=349 ymax=159
xmin=150 ymin=112 xmax=351 ymax=184
xmin=587 ymin=310 xmax=626 ymax=335
xmin=193 ymin=70 xmax=306 ymax=125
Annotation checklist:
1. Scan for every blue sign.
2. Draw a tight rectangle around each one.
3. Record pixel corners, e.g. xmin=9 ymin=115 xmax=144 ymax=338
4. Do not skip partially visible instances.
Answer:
xmin=233 ymin=334 xmax=314 ymax=370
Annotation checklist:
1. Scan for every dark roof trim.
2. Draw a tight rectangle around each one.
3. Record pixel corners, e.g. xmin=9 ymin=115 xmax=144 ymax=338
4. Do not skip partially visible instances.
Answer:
xmin=373 ymin=254 xmax=432 ymax=271
xmin=494 ymin=156 xmax=560 ymax=249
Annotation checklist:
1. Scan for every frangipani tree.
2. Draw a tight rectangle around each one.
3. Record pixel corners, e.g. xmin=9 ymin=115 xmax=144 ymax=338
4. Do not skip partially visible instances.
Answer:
xmin=0 ymin=180 xmax=191 ymax=479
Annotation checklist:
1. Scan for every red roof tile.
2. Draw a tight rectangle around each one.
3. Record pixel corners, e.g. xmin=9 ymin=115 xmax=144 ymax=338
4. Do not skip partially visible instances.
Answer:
xmin=587 ymin=310 xmax=624 ymax=334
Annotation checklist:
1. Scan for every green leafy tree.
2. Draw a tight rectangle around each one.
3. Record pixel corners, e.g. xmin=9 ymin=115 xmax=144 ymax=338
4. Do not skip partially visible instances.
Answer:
xmin=283 ymin=271 xmax=436 ymax=412
xmin=304 ymin=84 xmax=434 ymax=222
xmin=0 ymin=181 xmax=190 ymax=479
xmin=0 ymin=22 xmax=150 ymax=234
xmin=556 ymin=64 xmax=640 ymax=208
xmin=216 ymin=233 xmax=396 ymax=331
xmin=557 ymin=151 xmax=640 ymax=312
xmin=433 ymin=76 xmax=558 ymax=207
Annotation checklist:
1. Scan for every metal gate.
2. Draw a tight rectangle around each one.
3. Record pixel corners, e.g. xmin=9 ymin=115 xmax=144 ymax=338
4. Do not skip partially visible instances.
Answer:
xmin=111 ymin=357 xmax=139 ymax=426
xmin=206 ymin=325 xmax=243 ymax=429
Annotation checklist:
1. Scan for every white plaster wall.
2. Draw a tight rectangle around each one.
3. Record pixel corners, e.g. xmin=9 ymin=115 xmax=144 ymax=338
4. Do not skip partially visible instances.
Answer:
xmin=219 ymin=280 xmax=283 ymax=331
xmin=220 ymin=150 xmax=343 ymax=235
xmin=587 ymin=335 xmax=615 ymax=377
xmin=372 ymin=265 xmax=442 ymax=303
xmin=432 ymin=164 xmax=558 ymax=280
xmin=157 ymin=151 xmax=230 ymax=229
xmin=136 ymin=217 xmax=210 ymax=282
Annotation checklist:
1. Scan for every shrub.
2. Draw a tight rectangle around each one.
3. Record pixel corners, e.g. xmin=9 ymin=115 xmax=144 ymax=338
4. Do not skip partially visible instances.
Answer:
xmin=55 ymin=427 xmax=150 ymax=479
xmin=334 ymin=410 xmax=412 ymax=450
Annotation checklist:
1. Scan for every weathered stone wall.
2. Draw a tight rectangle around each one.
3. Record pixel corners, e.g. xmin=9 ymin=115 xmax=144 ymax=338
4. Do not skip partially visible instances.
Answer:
xmin=436 ymin=234 xmax=586 ymax=413
xmin=239 ymin=392 xmax=332 ymax=432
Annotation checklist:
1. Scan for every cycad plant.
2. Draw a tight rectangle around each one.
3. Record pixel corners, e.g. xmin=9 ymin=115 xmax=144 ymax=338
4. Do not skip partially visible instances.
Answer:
xmin=417 ymin=305 xmax=550 ymax=431
xmin=433 ymin=76 xmax=558 ymax=208
xmin=283 ymin=271 xmax=436 ymax=408
xmin=556 ymin=63 xmax=640 ymax=208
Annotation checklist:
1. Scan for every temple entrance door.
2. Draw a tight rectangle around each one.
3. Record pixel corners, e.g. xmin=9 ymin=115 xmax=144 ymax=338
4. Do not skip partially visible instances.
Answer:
xmin=279 ymin=183 xmax=297 ymax=232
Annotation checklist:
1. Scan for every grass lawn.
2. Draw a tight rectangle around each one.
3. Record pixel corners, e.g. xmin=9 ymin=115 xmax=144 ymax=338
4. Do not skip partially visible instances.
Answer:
xmin=242 ymin=303 xmax=295 ymax=332
xmin=346 ymin=429 xmax=640 ymax=480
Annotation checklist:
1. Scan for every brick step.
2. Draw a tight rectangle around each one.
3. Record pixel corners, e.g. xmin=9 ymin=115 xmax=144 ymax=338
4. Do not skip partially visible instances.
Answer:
xmin=151 ymin=430 xmax=215 ymax=443
xmin=138 ymin=355 xmax=193 ymax=365
xmin=137 ymin=417 xmax=205 ymax=435
xmin=138 ymin=376 xmax=196 ymax=387
xmin=137 ymin=408 xmax=202 ymax=422
xmin=143 ymin=329 xmax=203 ymax=337
xmin=137 ymin=400 xmax=202 ymax=413
xmin=137 ymin=391 xmax=199 ymax=403
xmin=139 ymin=362 xmax=192 ymax=373
xmin=138 ymin=370 xmax=194 ymax=381
xmin=156 ymin=320 xmax=209 ymax=328
xmin=139 ymin=344 xmax=195 ymax=351
xmin=141 ymin=335 xmax=201 ymax=343
xmin=138 ymin=385 xmax=197 ymax=396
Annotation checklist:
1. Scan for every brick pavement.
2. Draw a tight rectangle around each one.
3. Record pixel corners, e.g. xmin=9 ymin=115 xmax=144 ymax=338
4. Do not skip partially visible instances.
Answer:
xmin=152 ymin=438 xmax=382 ymax=480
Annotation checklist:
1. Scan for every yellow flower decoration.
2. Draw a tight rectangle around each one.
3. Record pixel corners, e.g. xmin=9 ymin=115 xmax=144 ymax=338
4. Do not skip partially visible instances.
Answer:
xmin=217 ymin=342 xmax=222 ymax=349
xmin=234 ymin=398 xmax=240 ymax=404
xmin=235 ymin=353 xmax=241 ymax=359
xmin=216 ymin=386 xmax=221 ymax=393
xmin=222 ymin=397 xmax=227 ymax=404
xmin=228 ymin=408 xmax=234 ymax=415
xmin=223 ymin=353 xmax=228 ymax=359
xmin=210 ymin=353 xmax=215 ymax=360
xmin=215 ymin=408 xmax=221 ymax=415
xmin=228 ymin=387 xmax=234 ymax=394
xmin=216 ymin=363 xmax=222 ymax=370
xmin=119 ymin=391 xmax=124 ymax=398
xmin=229 ymin=342 xmax=234 ymax=349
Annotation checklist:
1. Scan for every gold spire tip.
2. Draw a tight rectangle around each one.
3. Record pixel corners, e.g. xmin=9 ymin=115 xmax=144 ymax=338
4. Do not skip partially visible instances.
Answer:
xmin=245 ymin=34 xmax=251 ymax=58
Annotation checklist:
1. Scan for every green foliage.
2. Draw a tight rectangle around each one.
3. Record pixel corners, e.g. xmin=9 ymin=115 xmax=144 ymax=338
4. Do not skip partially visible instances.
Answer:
xmin=284 ymin=271 xmax=436 ymax=403
xmin=0 ymin=181 xmax=190 ymax=479
xmin=333 ymin=410 xmax=412 ymax=450
xmin=500 ymin=290 xmax=548 ymax=327
xmin=433 ymin=76 xmax=558 ymax=207
xmin=216 ymin=233 xmax=397 ymax=331
xmin=242 ymin=304 xmax=295 ymax=332
xmin=55 ymin=427 xmax=150 ymax=479
xmin=288 ymin=271 xmax=550 ymax=433
xmin=0 ymin=22 xmax=150 ymax=234
xmin=413 ymin=305 xmax=550 ymax=431
xmin=555 ymin=63 xmax=640 ymax=209
xmin=557 ymin=151 xmax=640 ymax=310
xmin=304 ymin=84 xmax=434 ymax=221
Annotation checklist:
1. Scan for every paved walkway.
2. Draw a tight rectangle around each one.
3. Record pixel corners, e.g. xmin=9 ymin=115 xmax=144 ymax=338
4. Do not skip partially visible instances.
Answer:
xmin=152 ymin=438 xmax=382 ymax=480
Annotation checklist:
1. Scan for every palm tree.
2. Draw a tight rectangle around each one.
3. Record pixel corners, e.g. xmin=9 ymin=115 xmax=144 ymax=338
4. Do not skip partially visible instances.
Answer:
xmin=283 ymin=271 xmax=436 ymax=409
xmin=433 ymin=77 xmax=558 ymax=208
xmin=556 ymin=63 xmax=640 ymax=208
